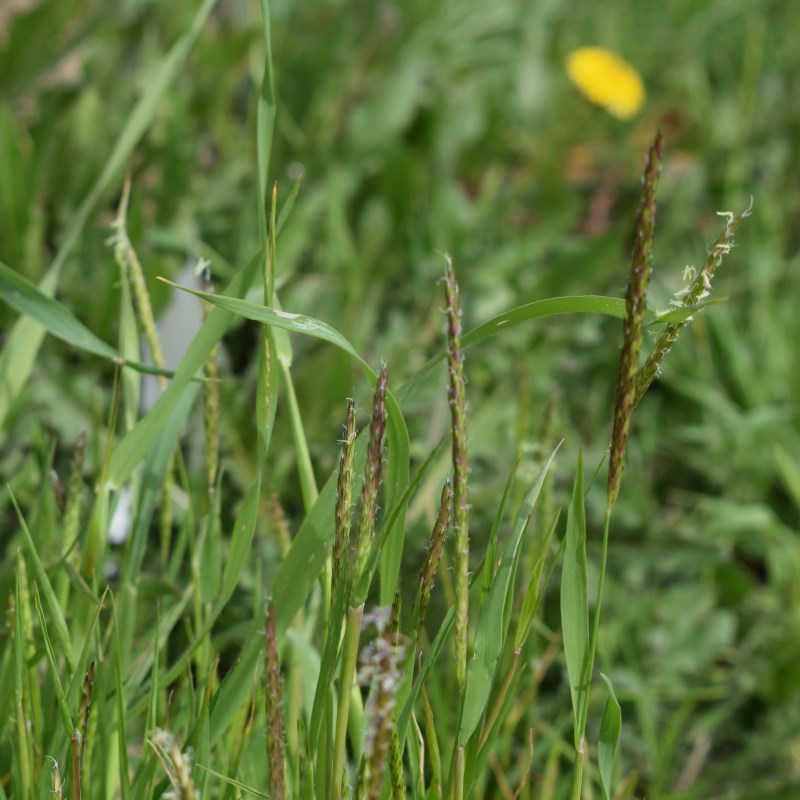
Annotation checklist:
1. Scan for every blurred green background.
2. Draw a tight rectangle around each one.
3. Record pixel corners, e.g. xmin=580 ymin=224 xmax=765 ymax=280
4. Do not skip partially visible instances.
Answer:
xmin=1 ymin=0 xmax=799 ymax=796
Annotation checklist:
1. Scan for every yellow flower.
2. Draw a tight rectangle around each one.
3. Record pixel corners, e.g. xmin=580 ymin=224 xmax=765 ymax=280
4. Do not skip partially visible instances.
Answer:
xmin=566 ymin=47 xmax=645 ymax=120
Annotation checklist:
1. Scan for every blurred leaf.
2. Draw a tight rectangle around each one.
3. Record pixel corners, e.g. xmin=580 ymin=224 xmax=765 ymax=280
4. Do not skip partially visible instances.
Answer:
xmin=0 ymin=0 xmax=219 ymax=430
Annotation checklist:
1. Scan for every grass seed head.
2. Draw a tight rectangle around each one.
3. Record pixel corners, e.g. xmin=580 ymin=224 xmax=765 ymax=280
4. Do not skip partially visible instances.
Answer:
xmin=634 ymin=199 xmax=752 ymax=406
xmin=444 ymin=255 xmax=470 ymax=690
xmin=264 ymin=601 xmax=286 ymax=800
xmin=333 ymin=397 xmax=357 ymax=598
xmin=353 ymin=365 xmax=388 ymax=586
xmin=608 ymin=130 xmax=663 ymax=509
xmin=417 ymin=479 xmax=452 ymax=643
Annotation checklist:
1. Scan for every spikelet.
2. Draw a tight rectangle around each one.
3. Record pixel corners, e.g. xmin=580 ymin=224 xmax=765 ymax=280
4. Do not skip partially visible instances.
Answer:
xmin=387 ymin=592 xmax=406 ymax=800
xmin=607 ymin=131 xmax=663 ymax=509
xmin=634 ymin=200 xmax=752 ymax=405
xmin=353 ymin=366 xmax=388 ymax=585
xmin=417 ymin=480 xmax=452 ymax=643
xmin=264 ymin=601 xmax=286 ymax=800
xmin=444 ymin=255 xmax=470 ymax=689
xmin=333 ymin=398 xmax=357 ymax=598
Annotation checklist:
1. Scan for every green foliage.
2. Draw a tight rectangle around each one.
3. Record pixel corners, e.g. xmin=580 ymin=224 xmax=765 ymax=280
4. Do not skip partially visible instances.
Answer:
xmin=2 ymin=0 xmax=800 ymax=798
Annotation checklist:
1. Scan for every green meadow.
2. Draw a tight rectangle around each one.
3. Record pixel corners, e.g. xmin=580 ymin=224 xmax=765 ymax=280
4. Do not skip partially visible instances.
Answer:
xmin=1 ymin=1 xmax=799 ymax=798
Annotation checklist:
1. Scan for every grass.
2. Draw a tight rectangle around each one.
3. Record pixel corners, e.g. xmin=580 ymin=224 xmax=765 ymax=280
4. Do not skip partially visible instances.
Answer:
xmin=2 ymin=0 xmax=800 ymax=798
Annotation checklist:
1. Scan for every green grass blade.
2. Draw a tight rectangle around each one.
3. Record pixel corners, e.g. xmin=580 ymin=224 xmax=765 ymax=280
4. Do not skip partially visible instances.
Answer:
xmin=399 ymin=295 xmax=630 ymax=402
xmin=0 ymin=260 xmax=119 ymax=360
xmin=458 ymin=443 xmax=560 ymax=746
xmin=10 ymin=489 xmax=75 ymax=670
xmin=273 ymin=433 xmax=366 ymax=634
xmin=32 ymin=584 xmax=73 ymax=740
xmin=13 ymin=557 xmax=33 ymax=800
xmin=196 ymin=764 xmax=269 ymax=798
xmin=481 ymin=456 xmax=520 ymax=609
xmin=160 ymin=279 xmax=370 ymax=365
xmin=208 ymin=621 xmax=262 ymax=744
xmin=514 ymin=509 xmax=562 ymax=650
xmin=256 ymin=0 xmax=276 ymax=249
xmin=0 ymin=0 xmax=218 ymax=429
xmin=218 ymin=474 xmax=261 ymax=610
xmin=560 ymin=452 xmax=590 ymax=751
xmin=598 ymin=673 xmax=622 ymax=800
xmin=0 ymin=261 xmax=172 ymax=380
xmin=281 ymin=360 xmax=318 ymax=511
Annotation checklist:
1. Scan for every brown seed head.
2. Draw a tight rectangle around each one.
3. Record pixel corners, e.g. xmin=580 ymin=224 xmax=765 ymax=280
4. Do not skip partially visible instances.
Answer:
xmin=608 ymin=130 xmax=663 ymax=509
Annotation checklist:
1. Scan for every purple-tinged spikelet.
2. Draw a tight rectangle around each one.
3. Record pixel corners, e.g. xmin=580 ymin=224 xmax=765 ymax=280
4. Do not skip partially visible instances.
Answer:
xmin=333 ymin=398 xmax=357 ymax=598
xmin=417 ymin=480 xmax=452 ymax=643
xmin=264 ymin=602 xmax=286 ymax=800
xmin=444 ymin=256 xmax=470 ymax=689
xmin=353 ymin=366 xmax=388 ymax=584
xmin=607 ymin=131 xmax=663 ymax=509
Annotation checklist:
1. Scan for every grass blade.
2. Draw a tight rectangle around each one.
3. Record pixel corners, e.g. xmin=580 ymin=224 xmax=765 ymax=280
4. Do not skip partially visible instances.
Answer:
xmin=598 ymin=673 xmax=622 ymax=800
xmin=458 ymin=443 xmax=560 ymax=746
xmin=32 ymin=584 xmax=73 ymax=740
xmin=218 ymin=474 xmax=261 ymax=610
xmin=10 ymin=489 xmax=75 ymax=670
xmin=561 ymin=451 xmax=589 ymax=752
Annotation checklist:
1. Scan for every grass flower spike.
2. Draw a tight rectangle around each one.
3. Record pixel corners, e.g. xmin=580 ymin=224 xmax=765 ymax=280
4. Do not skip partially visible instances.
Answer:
xmin=608 ymin=130 xmax=663 ymax=509
xmin=566 ymin=47 xmax=645 ymax=119
xmin=444 ymin=256 xmax=470 ymax=693
xmin=634 ymin=200 xmax=753 ymax=405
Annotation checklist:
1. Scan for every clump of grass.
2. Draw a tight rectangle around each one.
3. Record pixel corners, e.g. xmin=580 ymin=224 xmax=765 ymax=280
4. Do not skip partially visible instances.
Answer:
xmin=0 ymin=6 xmax=755 ymax=794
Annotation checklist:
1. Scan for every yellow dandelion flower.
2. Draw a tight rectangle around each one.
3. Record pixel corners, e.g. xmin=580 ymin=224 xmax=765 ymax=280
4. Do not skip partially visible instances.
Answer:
xmin=566 ymin=47 xmax=645 ymax=120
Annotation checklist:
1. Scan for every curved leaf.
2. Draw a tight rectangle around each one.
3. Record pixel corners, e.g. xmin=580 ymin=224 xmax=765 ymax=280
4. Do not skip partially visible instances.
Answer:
xmin=0 ymin=261 xmax=174 ymax=378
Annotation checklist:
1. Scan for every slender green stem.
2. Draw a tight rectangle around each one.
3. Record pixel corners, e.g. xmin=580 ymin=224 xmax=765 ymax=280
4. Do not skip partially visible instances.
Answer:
xmin=569 ymin=753 xmax=585 ymax=800
xmin=332 ymin=603 xmax=364 ymax=800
